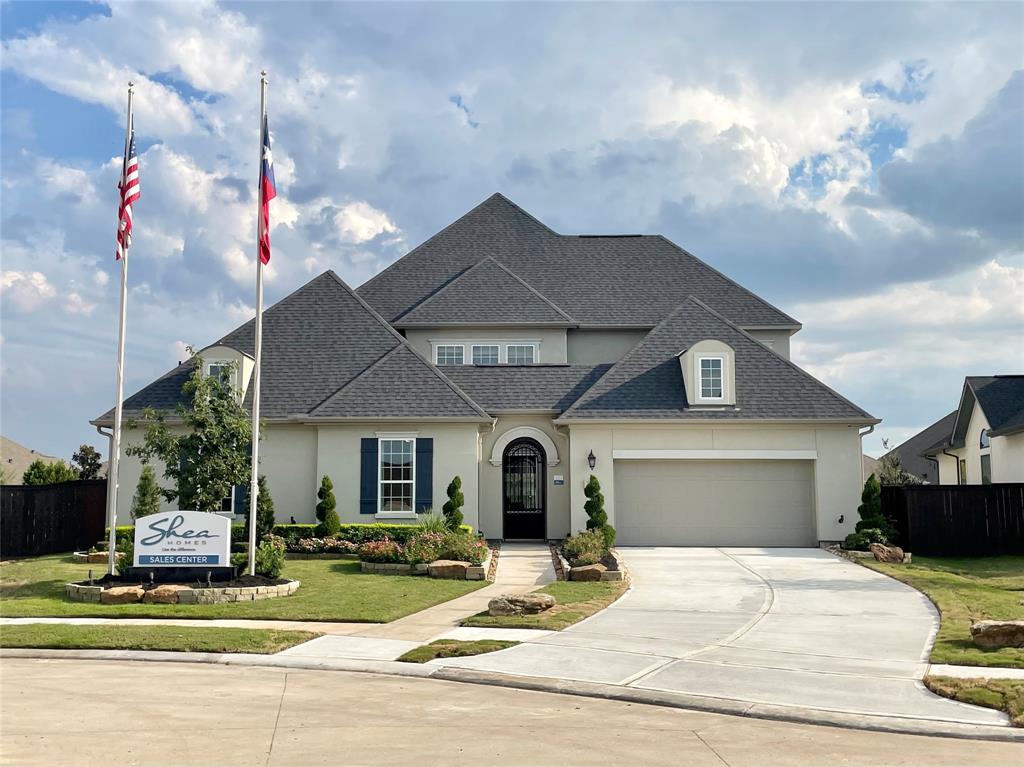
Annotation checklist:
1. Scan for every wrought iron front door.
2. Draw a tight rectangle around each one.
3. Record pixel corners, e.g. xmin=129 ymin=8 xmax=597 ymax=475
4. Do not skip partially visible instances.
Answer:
xmin=502 ymin=438 xmax=547 ymax=539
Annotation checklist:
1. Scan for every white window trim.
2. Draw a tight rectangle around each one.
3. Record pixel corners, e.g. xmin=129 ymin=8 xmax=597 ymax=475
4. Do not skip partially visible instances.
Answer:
xmin=429 ymin=339 xmax=542 ymax=365
xmin=695 ymin=354 xmax=725 ymax=401
xmin=377 ymin=436 xmax=416 ymax=515
xmin=207 ymin=360 xmax=233 ymax=380
xmin=505 ymin=343 xmax=538 ymax=364
xmin=471 ymin=343 xmax=501 ymax=364
xmin=434 ymin=344 xmax=465 ymax=365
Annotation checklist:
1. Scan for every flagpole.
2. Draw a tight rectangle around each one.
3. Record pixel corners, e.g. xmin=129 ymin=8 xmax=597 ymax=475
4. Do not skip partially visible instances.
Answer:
xmin=106 ymin=81 xmax=134 ymax=576
xmin=247 ymin=71 xmax=268 ymax=577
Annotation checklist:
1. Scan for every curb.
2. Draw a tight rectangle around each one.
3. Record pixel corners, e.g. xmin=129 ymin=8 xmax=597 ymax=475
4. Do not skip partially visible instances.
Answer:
xmin=3 ymin=648 xmax=1020 ymax=742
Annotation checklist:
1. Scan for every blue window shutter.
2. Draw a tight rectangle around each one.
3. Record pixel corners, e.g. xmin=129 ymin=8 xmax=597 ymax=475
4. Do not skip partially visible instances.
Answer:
xmin=360 ymin=438 xmax=378 ymax=514
xmin=415 ymin=438 xmax=433 ymax=513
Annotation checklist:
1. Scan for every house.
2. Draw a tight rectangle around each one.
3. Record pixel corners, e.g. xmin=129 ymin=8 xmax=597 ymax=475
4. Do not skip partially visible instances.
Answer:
xmin=94 ymin=194 xmax=877 ymax=546
xmin=878 ymin=411 xmax=958 ymax=484
xmin=920 ymin=376 xmax=1024 ymax=485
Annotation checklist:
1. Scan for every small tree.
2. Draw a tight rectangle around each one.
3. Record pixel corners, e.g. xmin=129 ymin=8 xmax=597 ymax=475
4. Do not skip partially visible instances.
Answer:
xmin=130 ymin=465 xmax=162 ymax=520
xmin=315 ymin=474 xmax=341 ymax=536
xmin=442 ymin=476 xmax=465 ymax=531
xmin=126 ymin=354 xmax=256 ymax=511
xmin=72 ymin=444 xmax=104 ymax=479
xmin=22 ymin=459 xmax=79 ymax=485
xmin=583 ymin=474 xmax=616 ymax=549
xmin=855 ymin=473 xmax=894 ymax=538
xmin=877 ymin=440 xmax=922 ymax=487
xmin=244 ymin=475 xmax=276 ymax=542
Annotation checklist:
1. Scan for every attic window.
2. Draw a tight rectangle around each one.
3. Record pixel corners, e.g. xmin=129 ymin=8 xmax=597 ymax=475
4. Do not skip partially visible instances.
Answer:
xmin=698 ymin=356 xmax=724 ymax=399
xmin=435 ymin=345 xmax=464 ymax=365
xmin=980 ymin=429 xmax=991 ymax=449
xmin=207 ymin=361 xmax=232 ymax=382
xmin=507 ymin=344 xmax=536 ymax=364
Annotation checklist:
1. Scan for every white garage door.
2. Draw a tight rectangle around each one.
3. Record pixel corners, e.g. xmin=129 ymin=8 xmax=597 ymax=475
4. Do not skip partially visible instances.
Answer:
xmin=614 ymin=460 xmax=816 ymax=547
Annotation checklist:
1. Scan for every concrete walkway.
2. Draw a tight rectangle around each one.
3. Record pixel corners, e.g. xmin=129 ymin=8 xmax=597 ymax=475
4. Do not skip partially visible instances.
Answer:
xmin=276 ymin=543 xmax=555 ymax=660
xmin=432 ymin=547 xmax=1011 ymax=727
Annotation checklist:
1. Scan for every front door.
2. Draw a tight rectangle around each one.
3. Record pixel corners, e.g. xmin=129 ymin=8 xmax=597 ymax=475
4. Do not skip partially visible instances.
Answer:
xmin=502 ymin=438 xmax=546 ymax=539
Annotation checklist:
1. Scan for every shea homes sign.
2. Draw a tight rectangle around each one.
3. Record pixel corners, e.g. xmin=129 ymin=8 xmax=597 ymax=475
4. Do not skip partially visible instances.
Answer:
xmin=134 ymin=511 xmax=231 ymax=567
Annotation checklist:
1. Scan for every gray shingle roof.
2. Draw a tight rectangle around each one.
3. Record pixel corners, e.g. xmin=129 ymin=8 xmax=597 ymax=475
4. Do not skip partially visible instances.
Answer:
xmin=395 ymin=257 xmax=575 ymax=326
xmin=93 ymin=271 xmax=490 ymax=424
xmin=559 ymin=297 xmax=875 ymax=422
xmin=966 ymin=375 xmax=1024 ymax=437
xmin=441 ymin=364 xmax=612 ymax=414
xmin=884 ymin=410 xmax=957 ymax=481
xmin=358 ymin=193 xmax=799 ymax=329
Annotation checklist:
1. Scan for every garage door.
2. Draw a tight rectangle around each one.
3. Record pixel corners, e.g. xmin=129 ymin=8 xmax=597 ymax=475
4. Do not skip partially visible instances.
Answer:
xmin=614 ymin=460 xmax=815 ymax=546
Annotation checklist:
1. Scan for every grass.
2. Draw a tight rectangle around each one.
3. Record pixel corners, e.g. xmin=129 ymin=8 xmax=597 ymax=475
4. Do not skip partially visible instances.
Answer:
xmin=0 ymin=624 xmax=316 ymax=654
xmin=926 ymin=676 xmax=1024 ymax=727
xmin=862 ymin=555 xmax=1024 ymax=669
xmin=0 ymin=555 xmax=485 ymax=623
xmin=461 ymin=580 xmax=628 ymax=631
xmin=397 ymin=638 xmax=519 ymax=663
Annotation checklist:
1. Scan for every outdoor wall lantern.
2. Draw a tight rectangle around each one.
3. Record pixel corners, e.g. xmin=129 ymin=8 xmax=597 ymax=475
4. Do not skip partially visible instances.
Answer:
xmin=587 ymin=450 xmax=597 ymax=469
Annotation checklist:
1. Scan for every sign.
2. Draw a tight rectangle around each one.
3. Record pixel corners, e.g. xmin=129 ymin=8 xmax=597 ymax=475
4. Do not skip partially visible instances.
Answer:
xmin=553 ymin=475 xmax=564 ymax=486
xmin=134 ymin=511 xmax=231 ymax=567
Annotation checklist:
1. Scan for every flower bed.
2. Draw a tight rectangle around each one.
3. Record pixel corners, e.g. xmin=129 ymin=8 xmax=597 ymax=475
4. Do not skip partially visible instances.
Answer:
xmin=358 ymin=532 xmax=492 ymax=580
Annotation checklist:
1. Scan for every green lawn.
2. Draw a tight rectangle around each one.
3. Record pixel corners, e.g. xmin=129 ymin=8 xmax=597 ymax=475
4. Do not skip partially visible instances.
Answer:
xmin=462 ymin=580 xmax=627 ymax=631
xmin=926 ymin=676 xmax=1024 ymax=727
xmin=863 ymin=556 xmax=1024 ymax=669
xmin=0 ymin=624 xmax=316 ymax=654
xmin=0 ymin=555 xmax=485 ymax=623
xmin=397 ymin=638 xmax=519 ymax=663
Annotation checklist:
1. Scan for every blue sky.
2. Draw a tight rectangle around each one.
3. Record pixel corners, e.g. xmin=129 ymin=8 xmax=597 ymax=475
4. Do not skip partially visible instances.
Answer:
xmin=1 ymin=1 xmax=1022 ymax=463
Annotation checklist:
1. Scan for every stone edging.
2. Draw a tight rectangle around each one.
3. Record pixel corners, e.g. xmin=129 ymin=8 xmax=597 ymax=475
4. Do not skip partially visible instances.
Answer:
xmin=359 ymin=548 xmax=493 ymax=580
xmin=65 ymin=580 xmax=301 ymax=605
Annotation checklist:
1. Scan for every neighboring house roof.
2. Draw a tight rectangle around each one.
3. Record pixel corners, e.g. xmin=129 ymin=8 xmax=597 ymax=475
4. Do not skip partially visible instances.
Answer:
xmin=883 ymin=410 xmax=957 ymax=482
xmin=359 ymin=193 xmax=800 ymax=329
xmin=957 ymin=375 xmax=1024 ymax=439
xmin=0 ymin=436 xmax=62 ymax=483
xmin=558 ymin=297 xmax=875 ymax=422
xmin=93 ymin=271 xmax=490 ymax=425
xmin=441 ymin=364 xmax=612 ymax=414
xmin=862 ymin=454 xmax=880 ymax=479
xmin=394 ymin=257 xmax=575 ymax=327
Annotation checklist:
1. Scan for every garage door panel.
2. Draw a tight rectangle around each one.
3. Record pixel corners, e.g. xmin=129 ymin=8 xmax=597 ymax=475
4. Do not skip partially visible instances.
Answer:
xmin=614 ymin=460 xmax=815 ymax=547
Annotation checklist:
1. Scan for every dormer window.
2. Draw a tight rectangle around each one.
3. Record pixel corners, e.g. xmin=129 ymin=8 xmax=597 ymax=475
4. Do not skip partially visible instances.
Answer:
xmin=207 ymin=361 xmax=232 ymax=383
xmin=698 ymin=356 xmax=724 ymax=399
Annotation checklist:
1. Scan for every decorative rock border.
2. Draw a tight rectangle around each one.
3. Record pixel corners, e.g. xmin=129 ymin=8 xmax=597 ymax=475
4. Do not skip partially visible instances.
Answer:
xmin=359 ymin=547 xmax=493 ymax=580
xmin=65 ymin=579 xmax=301 ymax=605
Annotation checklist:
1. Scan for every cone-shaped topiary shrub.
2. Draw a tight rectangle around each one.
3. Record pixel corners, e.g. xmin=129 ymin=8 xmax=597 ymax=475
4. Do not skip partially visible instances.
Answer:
xmin=315 ymin=474 xmax=341 ymax=537
xmin=442 ymin=476 xmax=465 ymax=531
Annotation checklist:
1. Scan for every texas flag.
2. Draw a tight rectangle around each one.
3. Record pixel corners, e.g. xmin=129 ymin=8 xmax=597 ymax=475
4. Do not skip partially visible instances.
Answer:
xmin=258 ymin=114 xmax=277 ymax=265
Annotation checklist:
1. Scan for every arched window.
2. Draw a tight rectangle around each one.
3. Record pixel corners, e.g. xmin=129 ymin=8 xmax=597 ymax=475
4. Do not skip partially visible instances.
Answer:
xmin=980 ymin=429 xmax=991 ymax=449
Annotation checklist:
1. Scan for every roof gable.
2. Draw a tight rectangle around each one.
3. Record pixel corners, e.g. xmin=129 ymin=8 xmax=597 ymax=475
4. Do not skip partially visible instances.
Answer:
xmin=951 ymin=376 xmax=1024 ymax=443
xmin=559 ymin=297 xmax=872 ymax=422
xmin=886 ymin=410 xmax=957 ymax=481
xmin=394 ymin=257 xmax=575 ymax=326
xmin=357 ymin=193 xmax=799 ymax=329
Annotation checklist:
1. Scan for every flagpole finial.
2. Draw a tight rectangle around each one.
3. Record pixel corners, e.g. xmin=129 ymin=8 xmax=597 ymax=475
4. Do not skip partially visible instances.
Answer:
xmin=128 ymin=80 xmax=135 ymax=90
xmin=261 ymin=69 xmax=268 ymax=79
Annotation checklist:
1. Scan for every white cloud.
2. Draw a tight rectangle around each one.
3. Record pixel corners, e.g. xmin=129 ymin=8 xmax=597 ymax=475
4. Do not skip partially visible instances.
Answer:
xmin=333 ymin=201 xmax=398 ymax=244
xmin=1 ymin=271 xmax=57 ymax=312
xmin=65 ymin=292 xmax=96 ymax=316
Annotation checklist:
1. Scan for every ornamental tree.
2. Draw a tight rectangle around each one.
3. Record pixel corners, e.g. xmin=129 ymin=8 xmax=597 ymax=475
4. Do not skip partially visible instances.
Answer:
xmin=126 ymin=354 xmax=257 ymax=511
xmin=315 ymin=474 xmax=341 ymax=536
xmin=584 ymin=474 xmax=616 ymax=549
xmin=130 ymin=465 xmax=162 ymax=520
xmin=442 ymin=475 xmax=465 ymax=531
xmin=244 ymin=475 xmax=277 ymax=542
xmin=72 ymin=444 xmax=104 ymax=479
xmin=22 ymin=459 xmax=79 ymax=485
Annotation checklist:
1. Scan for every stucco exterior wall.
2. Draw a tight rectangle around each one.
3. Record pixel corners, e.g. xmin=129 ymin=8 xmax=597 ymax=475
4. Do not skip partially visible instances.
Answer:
xmin=479 ymin=416 xmax=571 ymax=539
xmin=992 ymin=433 xmax=1024 ymax=482
xmin=403 ymin=327 xmax=568 ymax=364
xmin=745 ymin=329 xmax=792 ymax=360
xmin=566 ymin=329 xmax=649 ymax=364
xmin=314 ymin=422 xmax=481 ymax=529
xmin=566 ymin=422 xmax=863 ymax=543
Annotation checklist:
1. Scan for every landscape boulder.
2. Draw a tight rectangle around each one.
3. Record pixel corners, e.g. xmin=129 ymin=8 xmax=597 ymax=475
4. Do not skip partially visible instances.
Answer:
xmin=143 ymin=584 xmax=191 ymax=604
xmin=970 ymin=620 xmax=1024 ymax=649
xmin=488 ymin=593 xmax=556 ymax=616
xmin=100 ymin=586 xmax=145 ymax=604
xmin=570 ymin=563 xmax=607 ymax=581
xmin=428 ymin=560 xmax=470 ymax=579
xmin=868 ymin=543 xmax=906 ymax=564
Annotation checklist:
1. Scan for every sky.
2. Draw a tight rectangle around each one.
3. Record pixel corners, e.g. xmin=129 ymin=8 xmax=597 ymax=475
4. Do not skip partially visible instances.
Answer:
xmin=1 ymin=1 xmax=1022 ymax=462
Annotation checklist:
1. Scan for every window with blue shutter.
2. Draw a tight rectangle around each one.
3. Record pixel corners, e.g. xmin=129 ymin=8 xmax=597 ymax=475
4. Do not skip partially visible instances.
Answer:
xmin=415 ymin=438 xmax=433 ymax=513
xmin=360 ymin=438 xmax=378 ymax=514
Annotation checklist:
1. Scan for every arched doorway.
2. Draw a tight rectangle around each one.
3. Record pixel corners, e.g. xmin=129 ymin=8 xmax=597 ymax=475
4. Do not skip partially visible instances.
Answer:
xmin=502 ymin=438 xmax=547 ymax=539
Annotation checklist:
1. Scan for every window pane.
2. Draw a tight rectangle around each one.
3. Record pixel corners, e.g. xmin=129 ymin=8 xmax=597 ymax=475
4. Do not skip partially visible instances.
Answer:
xmin=981 ymin=454 xmax=992 ymax=484
xmin=507 ymin=345 xmax=535 ymax=364
xmin=436 ymin=345 xmax=463 ymax=365
xmin=472 ymin=345 xmax=500 ymax=364
xmin=380 ymin=483 xmax=413 ymax=512
xmin=379 ymin=439 xmax=415 ymax=511
xmin=699 ymin=358 xmax=723 ymax=398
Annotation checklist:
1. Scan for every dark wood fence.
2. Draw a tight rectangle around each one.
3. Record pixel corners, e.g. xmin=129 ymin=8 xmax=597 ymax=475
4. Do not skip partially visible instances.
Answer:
xmin=0 ymin=480 xmax=107 ymax=557
xmin=882 ymin=484 xmax=1024 ymax=557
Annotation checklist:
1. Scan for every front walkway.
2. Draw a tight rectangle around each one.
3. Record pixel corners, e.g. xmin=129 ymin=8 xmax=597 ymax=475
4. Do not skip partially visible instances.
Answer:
xmin=432 ymin=548 xmax=1010 ymax=726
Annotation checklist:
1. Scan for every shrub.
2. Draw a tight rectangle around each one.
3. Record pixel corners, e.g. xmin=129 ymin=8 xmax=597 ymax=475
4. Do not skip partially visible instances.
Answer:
xmin=843 ymin=528 xmax=889 ymax=551
xmin=855 ymin=473 xmax=895 ymax=541
xmin=22 ymin=459 xmax=79 ymax=485
xmin=243 ymin=475 xmax=276 ymax=543
xmin=404 ymin=531 xmax=446 ymax=564
xmin=417 ymin=511 xmax=449 ymax=535
xmin=253 ymin=534 xmax=286 ymax=578
xmin=315 ymin=475 xmax=341 ymax=537
xmin=442 ymin=476 xmax=465 ymax=531
xmin=130 ymin=465 xmax=161 ymax=521
xmin=358 ymin=537 xmax=405 ymax=563
xmin=437 ymin=532 xmax=488 ymax=566
xmin=562 ymin=529 xmax=607 ymax=566
xmin=289 ymin=536 xmax=358 ymax=555
xmin=583 ymin=475 xmax=616 ymax=551
xmin=115 ymin=537 xmax=135 ymax=575
xmin=322 ymin=537 xmax=358 ymax=554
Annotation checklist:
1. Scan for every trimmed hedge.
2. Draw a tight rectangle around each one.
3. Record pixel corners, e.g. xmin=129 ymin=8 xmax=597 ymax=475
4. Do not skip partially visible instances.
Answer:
xmin=108 ymin=522 xmax=475 ymax=548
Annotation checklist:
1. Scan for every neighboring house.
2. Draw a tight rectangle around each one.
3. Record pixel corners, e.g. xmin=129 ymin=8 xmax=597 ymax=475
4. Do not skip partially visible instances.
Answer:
xmin=0 ymin=436 xmax=62 ymax=484
xmin=94 ymin=194 xmax=877 ymax=546
xmin=921 ymin=376 xmax=1024 ymax=485
xmin=862 ymin=454 xmax=880 ymax=482
xmin=879 ymin=411 xmax=958 ymax=484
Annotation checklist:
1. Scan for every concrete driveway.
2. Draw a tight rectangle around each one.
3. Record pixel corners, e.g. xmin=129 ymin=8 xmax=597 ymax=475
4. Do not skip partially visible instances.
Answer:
xmin=434 ymin=548 xmax=1008 ymax=726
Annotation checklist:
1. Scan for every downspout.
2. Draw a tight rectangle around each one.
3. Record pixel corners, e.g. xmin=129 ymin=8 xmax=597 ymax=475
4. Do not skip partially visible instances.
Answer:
xmin=95 ymin=425 xmax=113 ymax=471
xmin=858 ymin=424 xmax=875 ymax=484
xmin=942 ymin=448 xmax=960 ymax=484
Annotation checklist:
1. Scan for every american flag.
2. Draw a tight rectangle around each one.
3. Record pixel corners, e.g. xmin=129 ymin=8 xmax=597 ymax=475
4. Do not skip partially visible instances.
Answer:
xmin=115 ymin=118 xmax=140 ymax=260
xmin=258 ymin=114 xmax=277 ymax=265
